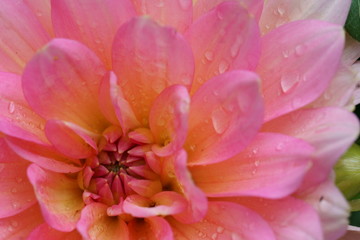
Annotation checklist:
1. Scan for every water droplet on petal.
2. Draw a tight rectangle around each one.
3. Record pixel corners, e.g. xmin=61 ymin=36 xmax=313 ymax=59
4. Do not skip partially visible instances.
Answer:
xmin=280 ymin=72 xmax=300 ymax=93
xmin=8 ymin=102 xmax=15 ymax=114
xmin=12 ymin=201 xmax=19 ymax=209
xmin=10 ymin=220 xmax=18 ymax=228
xmin=218 ymin=60 xmax=229 ymax=74
xmin=16 ymin=177 xmax=23 ymax=183
xmin=277 ymin=6 xmax=285 ymax=16
xmin=254 ymin=160 xmax=260 ymax=167
xmin=211 ymin=107 xmax=230 ymax=134
xmin=217 ymin=226 xmax=224 ymax=233
xmin=11 ymin=188 xmax=17 ymax=193
xmin=295 ymin=44 xmax=306 ymax=56
xmin=178 ymin=0 xmax=191 ymax=10
xmin=281 ymin=50 xmax=289 ymax=58
xmin=230 ymin=36 xmax=243 ymax=58
xmin=204 ymin=51 xmax=214 ymax=61
xmin=231 ymin=233 xmax=242 ymax=240
xmin=276 ymin=142 xmax=284 ymax=151
xmin=211 ymin=233 xmax=218 ymax=240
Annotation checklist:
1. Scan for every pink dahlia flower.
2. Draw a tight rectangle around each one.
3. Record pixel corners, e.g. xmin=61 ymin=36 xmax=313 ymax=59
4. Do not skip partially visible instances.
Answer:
xmin=0 ymin=0 xmax=358 ymax=239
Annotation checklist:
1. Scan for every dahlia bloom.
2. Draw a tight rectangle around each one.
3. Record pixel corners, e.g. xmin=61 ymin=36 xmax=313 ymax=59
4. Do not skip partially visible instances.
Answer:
xmin=0 ymin=0 xmax=358 ymax=239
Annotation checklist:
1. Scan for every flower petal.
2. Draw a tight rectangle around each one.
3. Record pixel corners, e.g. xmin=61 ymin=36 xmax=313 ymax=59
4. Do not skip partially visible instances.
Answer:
xmin=45 ymin=120 xmax=99 ymax=159
xmin=150 ymin=85 xmax=190 ymax=157
xmin=51 ymin=0 xmax=135 ymax=67
xmin=131 ymin=0 xmax=192 ymax=32
xmin=123 ymin=192 xmax=187 ymax=218
xmin=232 ymin=197 xmax=323 ymax=240
xmin=27 ymin=164 xmax=84 ymax=232
xmin=112 ymin=17 xmax=194 ymax=126
xmin=0 ymin=72 xmax=48 ymax=145
xmin=186 ymin=70 xmax=263 ymax=165
xmin=260 ymin=0 xmax=352 ymax=34
xmin=108 ymin=71 xmax=140 ymax=133
xmin=262 ymin=107 xmax=359 ymax=188
xmin=163 ymin=150 xmax=208 ymax=224
xmin=257 ymin=20 xmax=344 ymax=122
xmin=24 ymin=0 xmax=54 ymax=36
xmin=28 ymin=223 xmax=82 ymax=240
xmin=299 ymin=179 xmax=349 ymax=240
xmin=6 ymin=137 xmax=82 ymax=173
xmin=77 ymin=203 xmax=129 ymax=240
xmin=193 ymin=0 xmax=264 ymax=22
xmin=98 ymin=72 xmax=119 ymax=125
xmin=190 ymin=133 xmax=313 ymax=198
xmin=168 ymin=201 xmax=276 ymax=240
xmin=0 ymin=0 xmax=50 ymax=74
xmin=186 ymin=0 xmax=261 ymax=94
xmin=22 ymin=38 xmax=109 ymax=132
xmin=0 ymin=204 xmax=44 ymax=240
xmin=128 ymin=216 xmax=173 ymax=240
xmin=310 ymin=64 xmax=358 ymax=109
xmin=0 ymin=138 xmax=36 ymax=218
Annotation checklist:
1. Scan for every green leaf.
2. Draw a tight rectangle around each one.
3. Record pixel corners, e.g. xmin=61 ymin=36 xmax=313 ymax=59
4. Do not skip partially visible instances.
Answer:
xmin=345 ymin=0 xmax=360 ymax=42
xmin=335 ymin=144 xmax=360 ymax=200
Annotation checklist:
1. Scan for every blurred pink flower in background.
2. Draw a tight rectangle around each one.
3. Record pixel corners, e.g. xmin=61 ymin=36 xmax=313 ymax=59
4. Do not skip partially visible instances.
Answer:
xmin=0 ymin=0 xmax=359 ymax=239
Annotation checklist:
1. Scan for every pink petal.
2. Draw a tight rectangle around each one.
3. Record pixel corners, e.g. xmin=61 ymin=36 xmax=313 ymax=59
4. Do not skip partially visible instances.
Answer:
xmin=51 ymin=0 xmax=135 ymax=67
xmin=98 ymin=72 xmax=120 ymax=125
xmin=108 ymin=71 xmax=141 ymax=133
xmin=77 ymin=203 xmax=129 ymax=240
xmin=128 ymin=216 xmax=173 ymax=240
xmin=0 ymin=72 xmax=48 ymax=145
xmin=186 ymin=70 xmax=263 ymax=165
xmin=260 ymin=0 xmax=351 ymax=34
xmin=6 ymin=137 xmax=82 ymax=173
xmin=22 ymin=38 xmax=109 ymax=133
xmin=0 ymin=138 xmax=36 ymax=218
xmin=299 ymin=180 xmax=349 ymax=240
xmin=262 ymin=107 xmax=359 ymax=189
xmin=310 ymin=64 xmax=358 ymax=109
xmin=232 ymin=197 xmax=323 ymax=240
xmin=343 ymin=34 xmax=360 ymax=65
xmin=190 ymin=133 xmax=313 ymax=198
xmin=24 ymin=0 xmax=54 ymax=36
xmin=112 ymin=17 xmax=194 ymax=125
xmin=128 ymin=179 xmax=162 ymax=198
xmin=27 ymin=164 xmax=84 ymax=232
xmin=0 ymin=0 xmax=50 ymax=74
xmin=185 ymin=1 xmax=261 ymax=94
xmin=123 ymin=192 xmax=187 ymax=218
xmin=193 ymin=0 xmax=264 ymax=22
xmin=150 ymin=85 xmax=190 ymax=157
xmin=0 ymin=204 xmax=44 ymax=240
xmin=45 ymin=120 xmax=99 ymax=159
xmin=167 ymin=150 xmax=208 ymax=224
xmin=168 ymin=201 xmax=276 ymax=240
xmin=28 ymin=223 xmax=82 ymax=240
xmin=131 ymin=0 xmax=192 ymax=32
xmin=257 ymin=20 xmax=344 ymax=122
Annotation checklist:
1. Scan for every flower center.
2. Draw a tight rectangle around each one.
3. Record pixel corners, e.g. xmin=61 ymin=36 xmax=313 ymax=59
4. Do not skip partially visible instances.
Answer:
xmin=79 ymin=126 xmax=157 ymax=206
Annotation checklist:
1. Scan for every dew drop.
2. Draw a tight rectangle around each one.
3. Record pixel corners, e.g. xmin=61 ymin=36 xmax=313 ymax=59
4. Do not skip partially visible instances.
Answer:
xmin=211 ymin=233 xmax=218 ymax=240
xmin=295 ymin=44 xmax=306 ymax=56
xmin=265 ymin=24 xmax=270 ymax=29
xmin=11 ymin=188 xmax=17 ymax=194
xmin=36 ymin=11 xmax=43 ymax=17
xmin=276 ymin=142 xmax=284 ymax=151
xmin=281 ymin=50 xmax=289 ymax=58
xmin=189 ymin=144 xmax=196 ymax=152
xmin=12 ymin=201 xmax=19 ymax=209
xmin=204 ymin=51 xmax=214 ymax=61
xmin=254 ymin=160 xmax=260 ymax=167
xmin=231 ymin=233 xmax=242 ymax=240
xmin=230 ymin=36 xmax=243 ymax=58
xmin=217 ymin=226 xmax=224 ymax=233
xmin=211 ymin=107 xmax=230 ymax=134
xmin=94 ymin=39 xmax=101 ymax=44
xmin=277 ymin=6 xmax=285 ymax=16
xmin=252 ymin=148 xmax=258 ymax=154
xmin=178 ymin=0 xmax=191 ymax=10
xmin=280 ymin=72 xmax=300 ymax=93
xmin=8 ymin=102 xmax=15 ymax=114
xmin=10 ymin=220 xmax=18 ymax=228
xmin=251 ymin=169 xmax=257 ymax=175
xmin=218 ymin=60 xmax=229 ymax=74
